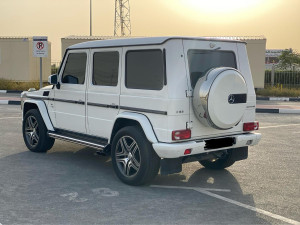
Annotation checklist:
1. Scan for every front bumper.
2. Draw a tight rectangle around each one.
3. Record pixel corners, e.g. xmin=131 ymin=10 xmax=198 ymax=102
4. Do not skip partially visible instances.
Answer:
xmin=152 ymin=133 xmax=261 ymax=158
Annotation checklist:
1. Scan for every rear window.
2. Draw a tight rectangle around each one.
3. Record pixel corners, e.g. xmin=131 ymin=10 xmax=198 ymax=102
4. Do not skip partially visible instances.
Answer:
xmin=126 ymin=50 xmax=164 ymax=90
xmin=187 ymin=50 xmax=237 ymax=88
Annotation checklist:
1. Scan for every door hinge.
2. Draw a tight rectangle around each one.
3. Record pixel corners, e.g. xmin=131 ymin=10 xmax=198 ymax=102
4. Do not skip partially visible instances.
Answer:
xmin=186 ymin=121 xmax=193 ymax=129
xmin=186 ymin=90 xmax=193 ymax=97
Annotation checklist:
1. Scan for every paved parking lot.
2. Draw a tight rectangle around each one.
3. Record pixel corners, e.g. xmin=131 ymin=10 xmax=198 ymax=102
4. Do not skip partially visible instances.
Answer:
xmin=0 ymin=105 xmax=299 ymax=224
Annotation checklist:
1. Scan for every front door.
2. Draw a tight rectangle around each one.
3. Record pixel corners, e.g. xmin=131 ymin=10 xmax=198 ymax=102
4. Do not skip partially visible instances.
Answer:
xmin=54 ymin=49 xmax=89 ymax=133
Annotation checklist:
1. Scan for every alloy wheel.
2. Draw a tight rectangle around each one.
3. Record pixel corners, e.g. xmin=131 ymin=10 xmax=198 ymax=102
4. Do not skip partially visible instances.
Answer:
xmin=115 ymin=136 xmax=141 ymax=177
xmin=25 ymin=115 xmax=39 ymax=147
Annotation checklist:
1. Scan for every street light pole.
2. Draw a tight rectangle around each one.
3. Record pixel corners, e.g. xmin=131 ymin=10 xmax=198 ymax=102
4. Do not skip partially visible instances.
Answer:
xmin=90 ymin=0 xmax=92 ymax=36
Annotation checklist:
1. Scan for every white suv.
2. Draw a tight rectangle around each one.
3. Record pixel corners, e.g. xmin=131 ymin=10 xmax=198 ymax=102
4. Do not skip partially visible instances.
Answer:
xmin=21 ymin=37 xmax=261 ymax=185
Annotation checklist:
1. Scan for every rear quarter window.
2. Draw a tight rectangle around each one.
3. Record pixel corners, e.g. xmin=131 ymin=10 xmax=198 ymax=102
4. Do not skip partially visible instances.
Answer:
xmin=187 ymin=50 xmax=237 ymax=88
xmin=126 ymin=50 xmax=164 ymax=90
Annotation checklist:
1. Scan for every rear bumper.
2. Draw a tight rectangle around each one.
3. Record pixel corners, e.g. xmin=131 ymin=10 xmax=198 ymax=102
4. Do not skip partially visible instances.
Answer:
xmin=152 ymin=133 xmax=261 ymax=158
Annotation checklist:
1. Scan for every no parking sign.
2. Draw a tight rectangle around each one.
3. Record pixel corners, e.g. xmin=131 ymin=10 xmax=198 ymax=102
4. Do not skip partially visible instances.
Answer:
xmin=33 ymin=36 xmax=48 ymax=57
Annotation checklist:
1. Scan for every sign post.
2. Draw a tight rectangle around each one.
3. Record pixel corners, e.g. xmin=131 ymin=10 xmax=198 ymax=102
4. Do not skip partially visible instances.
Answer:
xmin=33 ymin=36 xmax=48 ymax=89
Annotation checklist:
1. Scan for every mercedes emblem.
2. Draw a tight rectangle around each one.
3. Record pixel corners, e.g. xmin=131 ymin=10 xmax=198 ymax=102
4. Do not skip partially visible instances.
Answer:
xmin=228 ymin=94 xmax=235 ymax=104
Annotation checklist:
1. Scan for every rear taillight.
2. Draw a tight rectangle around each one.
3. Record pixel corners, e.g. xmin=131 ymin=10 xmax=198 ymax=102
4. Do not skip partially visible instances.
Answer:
xmin=243 ymin=121 xmax=259 ymax=131
xmin=172 ymin=129 xmax=191 ymax=140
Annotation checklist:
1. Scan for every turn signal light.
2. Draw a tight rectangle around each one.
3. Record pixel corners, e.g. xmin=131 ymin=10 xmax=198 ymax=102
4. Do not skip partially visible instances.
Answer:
xmin=243 ymin=121 xmax=259 ymax=131
xmin=172 ymin=129 xmax=191 ymax=140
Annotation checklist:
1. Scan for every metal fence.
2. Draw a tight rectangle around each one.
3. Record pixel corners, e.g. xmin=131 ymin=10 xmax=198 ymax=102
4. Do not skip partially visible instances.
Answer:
xmin=265 ymin=69 xmax=300 ymax=89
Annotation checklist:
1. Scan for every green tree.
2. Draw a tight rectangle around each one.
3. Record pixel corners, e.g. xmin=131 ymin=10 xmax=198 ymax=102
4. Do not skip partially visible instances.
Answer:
xmin=278 ymin=49 xmax=300 ymax=70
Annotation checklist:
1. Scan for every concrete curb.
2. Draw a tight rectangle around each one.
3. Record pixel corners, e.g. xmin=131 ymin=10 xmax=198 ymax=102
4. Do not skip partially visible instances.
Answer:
xmin=0 ymin=100 xmax=21 ymax=105
xmin=0 ymin=90 xmax=23 ymax=94
xmin=257 ymin=96 xmax=300 ymax=102
xmin=256 ymin=108 xmax=300 ymax=114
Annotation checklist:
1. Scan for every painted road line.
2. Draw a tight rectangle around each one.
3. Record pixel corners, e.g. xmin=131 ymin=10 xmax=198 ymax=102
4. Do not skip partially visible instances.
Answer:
xmin=279 ymin=109 xmax=300 ymax=114
xmin=0 ymin=117 xmax=21 ymax=120
xmin=269 ymin=97 xmax=290 ymax=101
xmin=260 ymin=124 xmax=300 ymax=129
xmin=256 ymin=108 xmax=300 ymax=114
xmin=0 ymin=90 xmax=22 ymax=93
xmin=151 ymin=185 xmax=300 ymax=225
xmin=0 ymin=100 xmax=9 ymax=105
xmin=0 ymin=100 xmax=21 ymax=105
xmin=257 ymin=97 xmax=300 ymax=102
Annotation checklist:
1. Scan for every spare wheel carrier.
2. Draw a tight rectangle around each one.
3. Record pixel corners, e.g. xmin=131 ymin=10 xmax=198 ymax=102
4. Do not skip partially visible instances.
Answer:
xmin=192 ymin=67 xmax=247 ymax=130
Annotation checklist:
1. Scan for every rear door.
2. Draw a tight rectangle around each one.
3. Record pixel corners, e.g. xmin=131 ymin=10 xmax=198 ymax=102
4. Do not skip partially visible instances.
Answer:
xmin=183 ymin=40 xmax=243 ymax=139
xmin=86 ymin=48 xmax=121 ymax=139
xmin=120 ymin=46 xmax=168 ymax=141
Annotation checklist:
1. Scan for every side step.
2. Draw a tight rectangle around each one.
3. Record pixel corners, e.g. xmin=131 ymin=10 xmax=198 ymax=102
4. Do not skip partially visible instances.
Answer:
xmin=48 ymin=131 xmax=108 ymax=150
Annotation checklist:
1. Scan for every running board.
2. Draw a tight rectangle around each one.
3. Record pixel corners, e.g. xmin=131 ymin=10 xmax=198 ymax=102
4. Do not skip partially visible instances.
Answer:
xmin=48 ymin=132 xmax=107 ymax=150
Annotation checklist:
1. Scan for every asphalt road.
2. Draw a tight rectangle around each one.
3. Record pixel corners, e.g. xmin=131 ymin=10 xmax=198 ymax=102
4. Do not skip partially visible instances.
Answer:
xmin=0 ymin=105 xmax=299 ymax=225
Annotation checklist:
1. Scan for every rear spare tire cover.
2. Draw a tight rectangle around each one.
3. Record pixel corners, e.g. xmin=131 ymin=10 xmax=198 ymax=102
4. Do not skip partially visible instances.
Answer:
xmin=193 ymin=67 xmax=247 ymax=130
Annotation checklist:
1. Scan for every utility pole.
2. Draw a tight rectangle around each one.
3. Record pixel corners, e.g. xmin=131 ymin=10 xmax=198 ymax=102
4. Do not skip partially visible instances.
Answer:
xmin=90 ymin=0 xmax=92 ymax=36
xmin=114 ymin=0 xmax=131 ymax=36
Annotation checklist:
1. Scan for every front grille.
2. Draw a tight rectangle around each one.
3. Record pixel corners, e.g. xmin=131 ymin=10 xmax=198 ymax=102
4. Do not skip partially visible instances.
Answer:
xmin=204 ymin=137 xmax=235 ymax=150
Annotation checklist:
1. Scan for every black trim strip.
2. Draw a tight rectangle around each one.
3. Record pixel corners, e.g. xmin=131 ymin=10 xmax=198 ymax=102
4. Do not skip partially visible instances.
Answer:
xmin=163 ymin=48 xmax=167 ymax=85
xmin=28 ymin=96 xmax=85 ymax=105
xmin=28 ymin=96 xmax=50 ymax=100
xmin=54 ymin=98 xmax=85 ymax=105
xmin=87 ymin=102 xmax=118 ymax=109
xmin=120 ymin=106 xmax=167 ymax=115
xmin=28 ymin=96 xmax=167 ymax=115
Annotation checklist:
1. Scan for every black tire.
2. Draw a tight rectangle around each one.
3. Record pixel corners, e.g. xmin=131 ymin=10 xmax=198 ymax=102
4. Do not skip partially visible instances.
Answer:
xmin=111 ymin=126 xmax=160 ymax=186
xmin=199 ymin=150 xmax=235 ymax=170
xmin=22 ymin=109 xmax=55 ymax=152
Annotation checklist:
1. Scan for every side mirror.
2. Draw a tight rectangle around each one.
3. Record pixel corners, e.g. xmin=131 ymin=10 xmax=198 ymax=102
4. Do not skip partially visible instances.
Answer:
xmin=48 ymin=74 xmax=58 ymax=85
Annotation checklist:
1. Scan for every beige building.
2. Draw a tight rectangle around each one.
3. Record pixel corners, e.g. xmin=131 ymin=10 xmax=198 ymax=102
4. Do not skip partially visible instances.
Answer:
xmin=238 ymin=36 xmax=266 ymax=89
xmin=0 ymin=37 xmax=51 ymax=82
xmin=61 ymin=35 xmax=266 ymax=88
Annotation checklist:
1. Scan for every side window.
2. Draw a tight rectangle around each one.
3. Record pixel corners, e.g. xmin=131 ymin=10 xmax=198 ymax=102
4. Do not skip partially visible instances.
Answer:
xmin=187 ymin=50 xmax=237 ymax=88
xmin=93 ymin=51 xmax=119 ymax=86
xmin=126 ymin=50 xmax=164 ymax=90
xmin=62 ymin=53 xmax=87 ymax=84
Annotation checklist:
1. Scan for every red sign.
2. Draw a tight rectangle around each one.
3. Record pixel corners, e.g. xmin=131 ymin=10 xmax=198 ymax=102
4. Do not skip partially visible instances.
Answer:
xmin=36 ymin=42 xmax=44 ymax=50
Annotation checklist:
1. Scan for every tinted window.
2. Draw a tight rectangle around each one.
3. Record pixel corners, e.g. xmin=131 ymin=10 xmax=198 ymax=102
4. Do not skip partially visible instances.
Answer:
xmin=62 ymin=53 xmax=87 ymax=84
xmin=126 ymin=50 xmax=164 ymax=90
xmin=187 ymin=50 xmax=236 ymax=88
xmin=93 ymin=51 xmax=119 ymax=86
